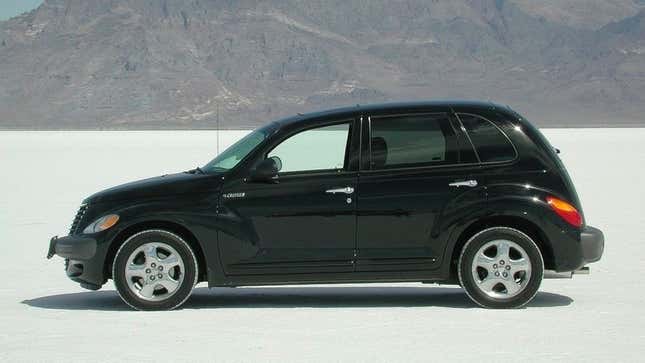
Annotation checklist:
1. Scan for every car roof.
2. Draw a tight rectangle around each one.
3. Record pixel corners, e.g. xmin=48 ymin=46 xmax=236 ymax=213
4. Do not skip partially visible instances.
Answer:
xmin=274 ymin=100 xmax=510 ymax=127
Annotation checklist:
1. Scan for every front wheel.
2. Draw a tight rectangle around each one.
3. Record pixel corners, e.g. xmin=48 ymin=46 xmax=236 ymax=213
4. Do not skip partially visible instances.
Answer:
xmin=458 ymin=227 xmax=544 ymax=309
xmin=113 ymin=230 xmax=198 ymax=311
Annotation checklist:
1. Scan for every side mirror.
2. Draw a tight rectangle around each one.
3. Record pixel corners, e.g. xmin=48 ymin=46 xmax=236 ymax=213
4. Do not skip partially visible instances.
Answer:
xmin=249 ymin=156 xmax=282 ymax=182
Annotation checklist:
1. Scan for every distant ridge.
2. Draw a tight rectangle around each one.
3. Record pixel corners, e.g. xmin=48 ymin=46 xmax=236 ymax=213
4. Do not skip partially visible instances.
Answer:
xmin=0 ymin=0 xmax=644 ymax=129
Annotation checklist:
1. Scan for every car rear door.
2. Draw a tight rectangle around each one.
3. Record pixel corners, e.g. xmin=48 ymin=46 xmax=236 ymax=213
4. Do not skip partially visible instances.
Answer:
xmin=355 ymin=109 xmax=484 ymax=272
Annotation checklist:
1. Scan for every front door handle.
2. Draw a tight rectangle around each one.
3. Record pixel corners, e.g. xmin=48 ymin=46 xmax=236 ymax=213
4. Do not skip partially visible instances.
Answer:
xmin=449 ymin=180 xmax=478 ymax=188
xmin=326 ymin=186 xmax=355 ymax=195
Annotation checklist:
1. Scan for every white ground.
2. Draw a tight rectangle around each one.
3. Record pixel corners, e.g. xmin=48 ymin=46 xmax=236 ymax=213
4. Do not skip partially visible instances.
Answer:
xmin=0 ymin=129 xmax=644 ymax=362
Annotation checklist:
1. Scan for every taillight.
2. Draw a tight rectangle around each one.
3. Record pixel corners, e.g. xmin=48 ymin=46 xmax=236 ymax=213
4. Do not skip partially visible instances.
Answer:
xmin=546 ymin=196 xmax=582 ymax=227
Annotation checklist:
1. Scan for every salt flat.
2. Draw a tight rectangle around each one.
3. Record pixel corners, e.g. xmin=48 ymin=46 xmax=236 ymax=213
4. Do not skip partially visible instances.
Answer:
xmin=0 ymin=129 xmax=644 ymax=362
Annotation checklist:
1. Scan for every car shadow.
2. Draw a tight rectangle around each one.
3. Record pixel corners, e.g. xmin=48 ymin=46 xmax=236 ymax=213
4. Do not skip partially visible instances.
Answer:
xmin=22 ymin=286 xmax=573 ymax=311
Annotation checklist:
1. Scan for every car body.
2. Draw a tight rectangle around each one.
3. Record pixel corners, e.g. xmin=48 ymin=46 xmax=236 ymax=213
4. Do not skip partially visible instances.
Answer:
xmin=47 ymin=101 xmax=604 ymax=310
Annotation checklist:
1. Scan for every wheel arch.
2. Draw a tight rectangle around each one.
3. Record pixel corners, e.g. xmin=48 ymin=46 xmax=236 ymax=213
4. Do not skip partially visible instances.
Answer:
xmin=446 ymin=215 xmax=554 ymax=281
xmin=104 ymin=220 xmax=208 ymax=283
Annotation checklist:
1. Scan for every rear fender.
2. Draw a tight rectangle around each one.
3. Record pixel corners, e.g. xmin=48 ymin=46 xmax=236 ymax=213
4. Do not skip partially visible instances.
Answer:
xmin=439 ymin=186 xmax=560 ymax=280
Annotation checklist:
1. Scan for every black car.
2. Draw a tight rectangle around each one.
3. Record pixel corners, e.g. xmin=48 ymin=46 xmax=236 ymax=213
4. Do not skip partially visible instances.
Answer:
xmin=47 ymin=101 xmax=604 ymax=310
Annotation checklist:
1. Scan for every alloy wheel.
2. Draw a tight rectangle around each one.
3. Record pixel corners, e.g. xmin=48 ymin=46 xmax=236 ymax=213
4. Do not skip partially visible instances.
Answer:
xmin=470 ymin=239 xmax=532 ymax=299
xmin=124 ymin=242 xmax=186 ymax=302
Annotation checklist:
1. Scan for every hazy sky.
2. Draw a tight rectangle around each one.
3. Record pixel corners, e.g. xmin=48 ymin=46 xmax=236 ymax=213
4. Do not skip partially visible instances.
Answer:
xmin=0 ymin=0 xmax=42 ymax=21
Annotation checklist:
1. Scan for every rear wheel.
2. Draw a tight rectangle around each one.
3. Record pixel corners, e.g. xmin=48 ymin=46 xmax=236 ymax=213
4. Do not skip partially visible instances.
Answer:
xmin=458 ymin=227 xmax=544 ymax=309
xmin=113 ymin=230 xmax=198 ymax=311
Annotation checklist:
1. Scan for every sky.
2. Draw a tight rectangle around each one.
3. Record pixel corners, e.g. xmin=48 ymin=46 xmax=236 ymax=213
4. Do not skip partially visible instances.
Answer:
xmin=0 ymin=0 xmax=42 ymax=21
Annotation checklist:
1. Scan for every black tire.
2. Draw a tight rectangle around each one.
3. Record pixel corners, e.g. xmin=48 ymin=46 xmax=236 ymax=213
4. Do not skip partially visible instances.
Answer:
xmin=112 ymin=230 xmax=198 ymax=311
xmin=458 ymin=227 xmax=544 ymax=309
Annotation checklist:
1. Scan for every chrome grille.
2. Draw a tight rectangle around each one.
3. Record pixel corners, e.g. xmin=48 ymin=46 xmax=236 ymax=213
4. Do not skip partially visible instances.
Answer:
xmin=70 ymin=204 xmax=88 ymax=234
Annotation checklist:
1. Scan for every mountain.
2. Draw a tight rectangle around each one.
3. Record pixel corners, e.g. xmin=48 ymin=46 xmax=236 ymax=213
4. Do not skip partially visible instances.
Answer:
xmin=510 ymin=0 xmax=645 ymax=30
xmin=0 ymin=0 xmax=644 ymax=129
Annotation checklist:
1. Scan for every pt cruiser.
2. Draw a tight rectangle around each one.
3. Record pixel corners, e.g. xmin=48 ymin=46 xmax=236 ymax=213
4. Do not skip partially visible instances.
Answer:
xmin=47 ymin=101 xmax=604 ymax=310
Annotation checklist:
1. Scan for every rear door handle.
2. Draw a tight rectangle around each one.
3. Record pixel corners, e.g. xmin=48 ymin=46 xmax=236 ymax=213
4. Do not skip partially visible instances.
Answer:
xmin=326 ymin=186 xmax=355 ymax=195
xmin=449 ymin=180 xmax=478 ymax=188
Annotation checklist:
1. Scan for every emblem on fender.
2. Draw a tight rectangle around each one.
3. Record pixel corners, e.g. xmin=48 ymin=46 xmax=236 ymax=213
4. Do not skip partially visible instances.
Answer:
xmin=222 ymin=192 xmax=246 ymax=199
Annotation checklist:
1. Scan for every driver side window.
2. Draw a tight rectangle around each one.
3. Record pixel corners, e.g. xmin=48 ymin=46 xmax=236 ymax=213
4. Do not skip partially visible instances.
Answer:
xmin=268 ymin=122 xmax=351 ymax=173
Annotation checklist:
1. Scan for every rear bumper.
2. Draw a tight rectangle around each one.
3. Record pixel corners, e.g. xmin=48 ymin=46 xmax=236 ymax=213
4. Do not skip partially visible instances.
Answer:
xmin=550 ymin=224 xmax=605 ymax=273
xmin=580 ymin=225 xmax=604 ymax=263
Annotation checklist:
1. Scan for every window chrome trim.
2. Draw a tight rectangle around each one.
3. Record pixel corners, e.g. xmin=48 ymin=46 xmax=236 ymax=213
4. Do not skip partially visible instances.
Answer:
xmin=360 ymin=160 xmax=483 ymax=175
xmin=277 ymin=170 xmax=358 ymax=180
xmin=451 ymin=109 xmax=481 ymax=164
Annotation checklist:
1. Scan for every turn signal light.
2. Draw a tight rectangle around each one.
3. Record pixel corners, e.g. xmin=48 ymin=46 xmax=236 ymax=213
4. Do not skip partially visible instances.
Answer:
xmin=99 ymin=214 xmax=120 ymax=230
xmin=546 ymin=196 xmax=582 ymax=227
xmin=83 ymin=214 xmax=120 ymax=234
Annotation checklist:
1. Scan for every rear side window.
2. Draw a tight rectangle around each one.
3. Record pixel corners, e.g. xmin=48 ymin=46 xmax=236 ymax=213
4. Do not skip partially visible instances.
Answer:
xmin=458 ymin=114 xmax=516 ymax=163
xmin=369 ymin=113 xmax=458 ymax=169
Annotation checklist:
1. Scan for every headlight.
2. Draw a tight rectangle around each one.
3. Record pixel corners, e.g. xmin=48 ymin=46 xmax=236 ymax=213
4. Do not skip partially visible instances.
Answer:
xmin=83 ymin=214 xmax=120 ymax=234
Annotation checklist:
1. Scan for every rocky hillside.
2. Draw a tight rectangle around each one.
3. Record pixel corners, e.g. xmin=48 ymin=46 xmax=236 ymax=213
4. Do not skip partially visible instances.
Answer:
xmin=1 ymin=0 xmax=644 ymax=129
xmin=511 ymin=0 xmax=645 ymax=29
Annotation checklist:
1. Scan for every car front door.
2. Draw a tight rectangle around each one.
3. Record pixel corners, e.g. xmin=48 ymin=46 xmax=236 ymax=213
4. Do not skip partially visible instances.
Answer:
xmin=217 ymin=117 xmax=360 ymax=276
xmin=355 ymin=110 xmax=484 ymax=272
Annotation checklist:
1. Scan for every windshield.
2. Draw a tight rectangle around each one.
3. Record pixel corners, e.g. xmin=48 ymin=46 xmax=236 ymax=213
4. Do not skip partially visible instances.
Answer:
xmin=203 ymin=124 xmax=274 ymax=173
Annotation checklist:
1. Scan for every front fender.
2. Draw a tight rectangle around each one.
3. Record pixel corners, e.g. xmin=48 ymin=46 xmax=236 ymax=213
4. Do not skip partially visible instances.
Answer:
xmin=97 ymin=194 xmax=228 ymax=285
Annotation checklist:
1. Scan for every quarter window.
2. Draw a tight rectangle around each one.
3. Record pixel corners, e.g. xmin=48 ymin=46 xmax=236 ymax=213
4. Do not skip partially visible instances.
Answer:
xmin=458 ymin=114 xmax=516 ymax=163
xmin=268 ymin=123 xmax=351 ymax=173
xmin=369 ymin=113 xmax=458 ymax=169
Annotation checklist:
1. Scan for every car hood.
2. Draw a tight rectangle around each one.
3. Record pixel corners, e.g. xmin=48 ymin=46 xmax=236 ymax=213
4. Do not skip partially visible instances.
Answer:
xmin=84 ymin=172 xmax=222 ymax=204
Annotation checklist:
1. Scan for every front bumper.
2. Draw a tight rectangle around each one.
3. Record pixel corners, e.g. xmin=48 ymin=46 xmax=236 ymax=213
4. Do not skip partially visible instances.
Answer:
xmin=47 ymin=235 xmax=97 ymax=260
xmin=47 ymin=235 xmax=105 ymax=290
